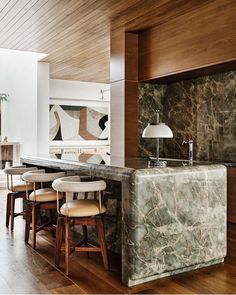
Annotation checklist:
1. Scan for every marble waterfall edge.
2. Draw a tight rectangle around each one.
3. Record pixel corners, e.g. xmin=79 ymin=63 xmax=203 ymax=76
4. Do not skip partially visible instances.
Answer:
xmin=123 ymin=164 xmax=227 ymax=286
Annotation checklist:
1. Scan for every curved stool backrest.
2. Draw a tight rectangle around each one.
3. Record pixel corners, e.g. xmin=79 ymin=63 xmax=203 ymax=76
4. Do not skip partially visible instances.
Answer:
xmin=52 ymin=176 xmax=106 ymax=193
xmin=4 ymin=165 xmax=38 ymax=192
xmin=22 ymin=170 xmax=66 ymax=201
xmin=52 ymin=176 xmax=106 ymax=214
xmin=23 ymin=170 xmax=65 ymax=183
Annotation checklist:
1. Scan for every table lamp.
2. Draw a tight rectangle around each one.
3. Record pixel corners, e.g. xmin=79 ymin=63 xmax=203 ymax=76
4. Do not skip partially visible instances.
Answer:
xmin=142 ymin=110 xmax=173 ymax=166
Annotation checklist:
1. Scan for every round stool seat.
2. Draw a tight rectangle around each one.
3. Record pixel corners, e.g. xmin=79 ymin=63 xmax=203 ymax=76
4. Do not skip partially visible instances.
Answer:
xmin=12 ymin=180 xmax=35 ymax=192
xmin=29 ymin=188 xmax=62 ymax=202
xmin=60 ymin=199 xmax=106 ymax=217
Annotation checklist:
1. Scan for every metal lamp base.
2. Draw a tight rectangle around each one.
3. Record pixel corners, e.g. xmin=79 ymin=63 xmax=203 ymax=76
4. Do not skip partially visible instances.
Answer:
xmin=147 ymin=159 xmax=167 ymax=168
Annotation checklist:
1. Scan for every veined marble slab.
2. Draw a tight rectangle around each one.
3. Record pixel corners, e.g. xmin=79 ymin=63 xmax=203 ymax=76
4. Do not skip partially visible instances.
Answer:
xmin=21 ymin=155 xmax=227 ymax=287
xmin=123 ymin=164 xmax=227 ymax=286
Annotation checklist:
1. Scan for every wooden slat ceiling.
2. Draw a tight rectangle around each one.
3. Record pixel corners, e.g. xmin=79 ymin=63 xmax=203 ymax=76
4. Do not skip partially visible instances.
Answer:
xmin=0 ymin=0 xmax=213 ymax=83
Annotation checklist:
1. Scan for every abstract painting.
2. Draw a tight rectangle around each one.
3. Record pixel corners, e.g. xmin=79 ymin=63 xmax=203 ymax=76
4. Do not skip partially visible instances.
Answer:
xmin=49 ymin=104 xmax=109 ymax=141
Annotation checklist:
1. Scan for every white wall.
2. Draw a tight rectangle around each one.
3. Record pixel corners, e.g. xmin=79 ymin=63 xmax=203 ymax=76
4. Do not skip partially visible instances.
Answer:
xmin=0 ymin=48 xmax=48 ymax=159
xmin=50 ymin=79 xmax=110 ymax=101
xmin=37 ymin=62 xmax=50 ymax=154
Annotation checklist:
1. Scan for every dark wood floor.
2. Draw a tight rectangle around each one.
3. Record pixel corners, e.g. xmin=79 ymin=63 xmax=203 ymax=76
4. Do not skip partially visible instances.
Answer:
xmin=1 ymin=189 xmax=236 ymax=294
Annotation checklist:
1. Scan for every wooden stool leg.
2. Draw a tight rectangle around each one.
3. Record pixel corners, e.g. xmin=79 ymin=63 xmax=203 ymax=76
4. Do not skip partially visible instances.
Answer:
xmin=6 ymin=192 xmax=12 ymax=228
xmin=83 ymin=225 xmax=88 ymax=242
xmin=49 ymin=209 xmax=56 ymax=238
xmin=83 ymin=225 xmax=89 ymax=258
xmin=96 ymin=218 xmax=109 ymax=270
xmin=32 ymin=203 xmax=38 ymax=249
xmin=55 ymin=216 xmax=64 ymax=267
xmin=25 ymin=202 xmax=32 ymax=244
xmin=65 ymin=218 xmax=71 ymax=276
xmin=10 ymin=193 xmax=16 ymax=231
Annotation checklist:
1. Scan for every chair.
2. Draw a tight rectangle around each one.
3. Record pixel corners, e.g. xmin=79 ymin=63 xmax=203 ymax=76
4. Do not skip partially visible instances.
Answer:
xmin=52 ymin=175 xmax=109 ymax=275
xmin=4 ymin=165 xmax=38 ymax=231
xmin=22 ymin=169 xmax=65 ymax=249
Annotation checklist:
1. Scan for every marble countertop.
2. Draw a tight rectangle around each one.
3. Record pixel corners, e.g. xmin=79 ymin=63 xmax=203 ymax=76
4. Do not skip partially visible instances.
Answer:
xmin=21 ymin=153 xmax=228 ymax=182
xmin=21 ymin=153 xmax=227 ymax=169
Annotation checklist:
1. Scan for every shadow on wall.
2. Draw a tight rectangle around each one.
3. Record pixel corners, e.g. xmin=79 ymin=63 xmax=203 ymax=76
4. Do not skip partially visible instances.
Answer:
xmin=138 ymin=70 xmax=236 ymax=162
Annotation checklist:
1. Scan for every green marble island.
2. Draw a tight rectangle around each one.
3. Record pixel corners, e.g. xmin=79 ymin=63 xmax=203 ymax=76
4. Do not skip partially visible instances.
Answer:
xmin=21 ymin=155 xmax=227 ymax=287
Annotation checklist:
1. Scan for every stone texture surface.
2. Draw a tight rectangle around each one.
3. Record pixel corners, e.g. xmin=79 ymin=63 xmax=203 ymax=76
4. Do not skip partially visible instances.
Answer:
xmin=139 ymin=70 xmax=236 ymax=161
xmin=21 ymin=156 xmax=227 ymax=287
xmin=123 ymin=164 xmax=227 ymax=284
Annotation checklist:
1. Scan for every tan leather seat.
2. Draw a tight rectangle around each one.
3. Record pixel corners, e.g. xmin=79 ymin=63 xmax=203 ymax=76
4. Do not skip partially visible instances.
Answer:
xmin=60 ymin=199 xmax=106 ymax=217
xmin=12 ymin=181 xmax=40 ymax=192
xmin=23 ymin=170 xmax=66 ymax=250
xmin=4 ymin=165 xmax=39 ymax=231
xmin=52 ymin=176 xmax=109 ymax=274
xmin=29 ymin=188 xmax=62 ymax=202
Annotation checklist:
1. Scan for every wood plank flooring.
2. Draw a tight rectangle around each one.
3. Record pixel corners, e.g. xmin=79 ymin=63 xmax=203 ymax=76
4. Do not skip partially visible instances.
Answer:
xmin=0 ymin=189 xmax=236 ymax=294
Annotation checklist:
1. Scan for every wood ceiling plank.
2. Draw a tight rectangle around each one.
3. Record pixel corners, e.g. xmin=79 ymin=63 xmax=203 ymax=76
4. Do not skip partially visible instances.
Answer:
xmin=48 ymin=52 xmax=109 ymax=74
xmin=45 ymin=54 xmax=109 ymax=77
xmin=39 ymin=19 xmax=109 ymax=56
xmin=0 ymin=0 xmax=72 ymax=48
xmin=18 ymin=0 xmax=110 ymax=52
xmin=0 ymin=0 xmax=40 ymax=36
xmin=11 ymin=0 xmax=95 ymax=50
xmin=0 ymin=0 xmax=223 ymax=83
xmin=111 ymin=0 xmax=170 ymax=30
xmin=0 ymin=0 xmax=33 ymax=30
xmin=111 ymin=0 xmax=213 ymax=31
xmin=41 ymin=26 xmax=109 ymax=61
xmin=0 ymin=0 xmax=18 ymax=18
xmin=125 ymin=0 xmax=214 ymax=31
xmin=0 ymin=0 xmax=11 ymax=14
xmin=0 ymin=0 xmax=53 ymax=47
xmin=50 ymin=59 xmax=108 ymax=73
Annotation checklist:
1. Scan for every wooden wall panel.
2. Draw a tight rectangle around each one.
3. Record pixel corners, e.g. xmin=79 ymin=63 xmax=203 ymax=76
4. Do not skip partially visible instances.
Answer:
xmin=125 ymin=33 xmax=138 ymax=157
xmin=110 ymin=30 xmax=138 ymax=158
xmin=125 ymin=33 xmax=138 ymax=81
xmin=139 ymin=0 xmax=236 ymax=81
xmin=110 ymin=29 xmax=125 ymax=83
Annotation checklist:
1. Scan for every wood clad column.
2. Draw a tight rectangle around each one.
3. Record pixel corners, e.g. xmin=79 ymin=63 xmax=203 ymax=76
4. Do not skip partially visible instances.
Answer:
xmin=110 ymin=30 xmax=138 ymax=159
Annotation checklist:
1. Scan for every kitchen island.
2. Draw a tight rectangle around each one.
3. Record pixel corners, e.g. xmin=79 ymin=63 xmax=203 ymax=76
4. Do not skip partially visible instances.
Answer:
xmin=21 ymin=154 xmax=227 ymax=287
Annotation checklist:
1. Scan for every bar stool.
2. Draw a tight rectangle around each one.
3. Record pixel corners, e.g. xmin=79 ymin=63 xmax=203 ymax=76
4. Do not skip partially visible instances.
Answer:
xmin=22 ymin=169 xmax=65 ymax=249
xmin=4 ymin=165 xmax=38 ymax=231
xmin=52 ymin=175 xmax=109 ymax=275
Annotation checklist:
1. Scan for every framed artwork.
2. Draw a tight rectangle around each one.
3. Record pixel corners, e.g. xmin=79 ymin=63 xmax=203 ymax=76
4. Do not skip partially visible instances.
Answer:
xmin=49 ymin=99 xmax=110 ymax=146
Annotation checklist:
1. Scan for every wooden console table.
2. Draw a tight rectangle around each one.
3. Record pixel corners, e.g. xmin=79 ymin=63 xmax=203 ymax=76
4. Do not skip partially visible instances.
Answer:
xmin=0 ymin=142 xmax=20 ymax=169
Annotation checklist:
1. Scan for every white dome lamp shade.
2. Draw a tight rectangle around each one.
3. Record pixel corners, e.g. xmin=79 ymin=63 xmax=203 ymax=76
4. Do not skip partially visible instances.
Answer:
xmin=142 ymin=123 xmax=173 ymax=138
xmin=142 ymin=110 xmax=173 ymax=166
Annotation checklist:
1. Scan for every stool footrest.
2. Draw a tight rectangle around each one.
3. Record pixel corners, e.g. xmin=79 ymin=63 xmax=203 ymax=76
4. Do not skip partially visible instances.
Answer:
xmin=36 ymin=222 xmax=55 ymax=232
xmin=60 ymin=246 xmax=102 ymax=252
xmin=75 ymin=246 xmax=101 ymax=252
xmin=13 ymin=211 xmax=26 ymax=217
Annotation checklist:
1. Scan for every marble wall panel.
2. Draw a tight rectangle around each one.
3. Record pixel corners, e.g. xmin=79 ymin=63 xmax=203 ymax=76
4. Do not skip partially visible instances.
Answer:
xmin=139 ymin=71 xmax=236 ymax=162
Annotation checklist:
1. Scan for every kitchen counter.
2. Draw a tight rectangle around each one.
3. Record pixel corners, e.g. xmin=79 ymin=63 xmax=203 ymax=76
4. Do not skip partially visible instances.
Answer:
xmin=21 ymin=154 xmax=227 ymax=287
